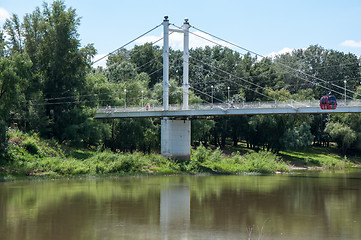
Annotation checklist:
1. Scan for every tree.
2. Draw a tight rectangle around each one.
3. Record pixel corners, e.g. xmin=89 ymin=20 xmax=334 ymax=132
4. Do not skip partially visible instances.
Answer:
xmin=0 ymin=54 xmax=32 ymax=153
xmin=105 ymin=118 xmax=159 ymax=153
xmin=27 ymin=1 xmax=96 ymax=142
xmin=325 ymin=122 xmax=356 ymax=153
xmin=274 ymin=45 xmax=361 ymax=99
xmin=281 ymin=123 xmax=314 ymax=150
xmin=191 ymin=119 xmax=214 ymax=146
xmin=229 ymin=115 xmax=249 ymax=147
xmin=3 ymin=14 xmax=23 ymax=54
xmin=330 ymin=113 xmax=361 ymax=151
xmin=0 ymin=31 xmax=6 ymax=56
xmin=130 ymin=43 xmax=162 ymax=87
xmin=106 ymin=61 xmax=137 ymax=83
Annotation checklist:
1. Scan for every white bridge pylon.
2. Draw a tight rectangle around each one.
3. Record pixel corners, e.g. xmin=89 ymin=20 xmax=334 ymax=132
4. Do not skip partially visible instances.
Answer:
xmin=163 ymin=16 xmax=190 ymax=111
xmin=162 ymin=16 xmax=191 ymax=160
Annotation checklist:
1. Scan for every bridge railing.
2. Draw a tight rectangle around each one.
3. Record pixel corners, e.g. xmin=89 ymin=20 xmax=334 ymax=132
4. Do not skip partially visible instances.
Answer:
xmin=96 ymin=100 xmax=361 ymax=114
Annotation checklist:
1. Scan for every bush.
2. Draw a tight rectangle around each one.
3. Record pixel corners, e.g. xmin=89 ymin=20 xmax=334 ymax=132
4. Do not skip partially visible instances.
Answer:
xmin=85 ymin=151 xmax=151 ymax=174
xmin=150 ymin=155 xmax=181 ymax=174
xmin=190 ymin=145 xmax=289 ymax=174
xmin=242 ymin=151 xmax=288 ymax=173
xmin=118 ymin=154 xmax=149 ymax=173
xmin=191 ymin=143 xmax=211 ymax=163
xmin=305 ymin=157 xmax=319 ymax=166
xmin=21 ymin=139 xmax=40 ymax=155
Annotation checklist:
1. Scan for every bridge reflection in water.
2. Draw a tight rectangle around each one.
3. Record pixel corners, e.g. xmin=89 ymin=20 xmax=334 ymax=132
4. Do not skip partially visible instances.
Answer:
xmin=1 ymin=174 xmax=360 ymax=239
xmin=160 ymin=184 xmax=190 ymax=239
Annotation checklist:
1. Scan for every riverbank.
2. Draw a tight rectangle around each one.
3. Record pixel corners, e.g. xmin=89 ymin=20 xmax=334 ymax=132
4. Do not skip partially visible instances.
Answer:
xmin=0 ymin=129 xmax=359 ymax=180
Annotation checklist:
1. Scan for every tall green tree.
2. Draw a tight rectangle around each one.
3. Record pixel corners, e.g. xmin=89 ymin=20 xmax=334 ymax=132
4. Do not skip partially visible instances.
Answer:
xmin=35 ymin=1 xmax=95 ymax=141
xmin=2 ymin=1 xmax=97 ymax=145
xmin=0 ymin=54 xmax=32 ymax=153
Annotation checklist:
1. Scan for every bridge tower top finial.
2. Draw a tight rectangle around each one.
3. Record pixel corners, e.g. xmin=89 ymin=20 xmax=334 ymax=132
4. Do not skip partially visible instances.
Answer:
xmin=164 ymin=16 xmax=169 ymax=21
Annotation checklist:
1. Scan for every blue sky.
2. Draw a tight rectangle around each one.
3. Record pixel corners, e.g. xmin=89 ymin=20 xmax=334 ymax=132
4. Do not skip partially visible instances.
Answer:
xmin=1 ymin=0 xmax=361 ymax=67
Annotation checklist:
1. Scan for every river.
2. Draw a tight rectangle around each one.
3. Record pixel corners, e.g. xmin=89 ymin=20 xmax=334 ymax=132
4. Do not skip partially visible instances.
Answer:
xmin=0 ymin=170 xmax=360 ymax=240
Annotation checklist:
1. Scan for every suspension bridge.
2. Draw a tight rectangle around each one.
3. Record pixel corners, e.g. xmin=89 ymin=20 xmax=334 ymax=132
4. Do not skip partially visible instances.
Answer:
xmin=94 ymin=16 xmax=361 ymax=159
xmin=95 ymin=101 xmax=361 ymax=119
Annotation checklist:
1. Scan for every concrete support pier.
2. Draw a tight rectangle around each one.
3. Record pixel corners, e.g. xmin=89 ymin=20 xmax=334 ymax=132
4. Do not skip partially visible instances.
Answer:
xmin=161 ymin=119 xmax=191 ymax=160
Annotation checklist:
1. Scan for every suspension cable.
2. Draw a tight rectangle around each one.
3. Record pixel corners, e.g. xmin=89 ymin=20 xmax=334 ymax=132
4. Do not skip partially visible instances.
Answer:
xmin=189 ymin=56 xmax=301 ymax=104
xmin=92 ymin=23 xmax=163 ymax=65
xmin=190 ymin=25 xmax=361 ymax=100
xmin=106 ymin=35 xmax=165 ymax=70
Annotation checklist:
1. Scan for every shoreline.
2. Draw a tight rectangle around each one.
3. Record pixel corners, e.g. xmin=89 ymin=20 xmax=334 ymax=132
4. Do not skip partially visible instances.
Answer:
xmin=1 ymin=163 xmax=360 ymax=182
xmin=2 ymin=129 xmax=360 ymax=182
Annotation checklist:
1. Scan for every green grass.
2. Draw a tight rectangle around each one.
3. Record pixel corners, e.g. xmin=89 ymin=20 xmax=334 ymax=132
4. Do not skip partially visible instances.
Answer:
xmin=279 ymin=146 xmax=351 ymax=169
xmin=1 ymin=129 xmax=358 ymax=180
xmin=190 ymin=144 xmax=289 ymax=174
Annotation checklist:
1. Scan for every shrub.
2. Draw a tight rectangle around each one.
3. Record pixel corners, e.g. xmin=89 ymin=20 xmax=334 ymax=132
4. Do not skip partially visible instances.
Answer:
xmin=150 ymin=155 xmax=181 ymax=174
xmin=21 ymin=139 xmax=40 ymax=155
xmin=191 ymin=143 xmax=211 ymax=163
xmin=242 ymin=151 xmax=289 ymax=173
xmin=305 ymin=157 xmax=319 ymax=166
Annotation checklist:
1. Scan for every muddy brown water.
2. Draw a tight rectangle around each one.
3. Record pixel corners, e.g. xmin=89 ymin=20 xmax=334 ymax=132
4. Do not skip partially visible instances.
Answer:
xmin=0 ymin=171 xmax=360 ymax=239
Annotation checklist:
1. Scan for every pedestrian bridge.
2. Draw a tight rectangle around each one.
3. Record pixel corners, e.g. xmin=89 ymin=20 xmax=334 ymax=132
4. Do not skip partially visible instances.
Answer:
xmin=93 ymin=16 xmax=361 ymax=160
xmin=94 ymin=100 xmax=361 ymax=119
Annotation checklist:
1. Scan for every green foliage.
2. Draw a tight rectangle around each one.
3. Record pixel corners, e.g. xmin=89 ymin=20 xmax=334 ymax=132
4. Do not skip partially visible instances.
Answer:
xmin=280 ymin=146 xmax=347 ymax=169
xmin=149 ymin=155 xmax=181 ymax=174
xmin=87 ymin=151 xmax=150 ymax=174
xmin=303 ymin=157 xmax=343 ymax=168
xmin=325 ymin=122 xmax=356 ymax=152
xmin=191 ymin=143 xmax=211 ymax=164
xmin=191 ymin=119 xmax=214 ymax=145
xmin=241 ymin=151 xmax=289 ymax=173
xmin=5 ymin=128 xmax=65 ymax=161
xmin=21 ymin=139 xmax=40 ymax=155
xmin=2 ymin=128 xmax=356 ymax=179
xmin=189 ymin=144 xmax=289 ymax=174
xmin=0 ymin=53 xmax=32 ymax=152
xmin=281 ymin=123 xmax=314 ymax=150
xmin=130 ymin=43 xmax=162 ymax=87
xmin=2 ymin=129 xmax=288 ymax=177
xmin=0 ymin=121 xmax=7 ymax=154
xmin=1 ymin=1 xmax=101 ymax=147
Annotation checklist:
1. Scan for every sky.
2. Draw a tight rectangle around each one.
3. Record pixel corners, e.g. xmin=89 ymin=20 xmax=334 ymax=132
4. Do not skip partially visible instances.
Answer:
xmin=1 ymin=0 xmax=361 ymax=67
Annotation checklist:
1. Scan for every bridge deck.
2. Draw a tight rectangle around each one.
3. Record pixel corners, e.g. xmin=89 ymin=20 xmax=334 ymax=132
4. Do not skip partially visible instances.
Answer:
xmin=94 ymin=101 xmax=361 ymax=119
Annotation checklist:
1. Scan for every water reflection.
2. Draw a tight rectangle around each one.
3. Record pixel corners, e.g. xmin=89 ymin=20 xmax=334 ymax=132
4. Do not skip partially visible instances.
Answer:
xmin=160 ymin=184 xmax=190 ymax=239
xmin=0 ymin=171 xmax=360 ymax=240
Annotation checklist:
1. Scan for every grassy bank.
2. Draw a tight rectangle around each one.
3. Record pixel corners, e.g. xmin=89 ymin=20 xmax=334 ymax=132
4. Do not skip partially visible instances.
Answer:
xmin=0 ymin=129 xmax=357 ymax=180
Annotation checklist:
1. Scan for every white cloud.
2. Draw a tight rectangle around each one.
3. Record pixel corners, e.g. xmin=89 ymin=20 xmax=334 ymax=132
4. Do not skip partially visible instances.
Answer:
xmin=92 ymin=54 xmax=108 ymax=68
xmin=341 ymin=40 xmax=361 ymax=48
xmin=0 ymin=7 xmax=10 ymax=23
xmin=135 ymin=35 xmax=162 ymax=46
xmin=267 ymin=47 xmax=294 ymax=59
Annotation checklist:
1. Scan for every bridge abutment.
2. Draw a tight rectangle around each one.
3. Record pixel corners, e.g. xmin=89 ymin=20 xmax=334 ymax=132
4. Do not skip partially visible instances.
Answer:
xmin=161 ymin=119 xmax=191 ymax=160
